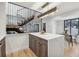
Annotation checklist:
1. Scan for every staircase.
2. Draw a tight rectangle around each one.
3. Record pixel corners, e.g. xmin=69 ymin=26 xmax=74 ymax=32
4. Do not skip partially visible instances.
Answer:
xmin=6 ymin=2 xmax=41 ymax=33
xmin=17 ymin=14 xmax=35 ymax=26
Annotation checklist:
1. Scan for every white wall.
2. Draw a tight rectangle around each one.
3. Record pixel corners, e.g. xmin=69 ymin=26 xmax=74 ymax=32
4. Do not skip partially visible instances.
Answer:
xmin=42 ymin=18 xmax=56 ymax=34
xmin=56 ymin=20 xmax=64 ymax=34
xmin=0 ymin=3 xmax=6 ymax=39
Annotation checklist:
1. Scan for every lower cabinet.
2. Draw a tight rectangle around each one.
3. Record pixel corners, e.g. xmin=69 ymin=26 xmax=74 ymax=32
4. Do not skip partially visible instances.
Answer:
xmin=29 ymin=33 xmax=64 ymax=57
xmin=0 ymin=37 xmax=6 ymax=57
xmin=29 ymin=34 xmax=48 ymax=57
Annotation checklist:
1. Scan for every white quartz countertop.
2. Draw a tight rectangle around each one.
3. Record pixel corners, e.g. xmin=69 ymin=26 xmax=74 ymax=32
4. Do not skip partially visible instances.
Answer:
xmin=0 ymin=34 xmax=5 ymax=41
xmin=29 ymin=32 xmax=64 ymax=40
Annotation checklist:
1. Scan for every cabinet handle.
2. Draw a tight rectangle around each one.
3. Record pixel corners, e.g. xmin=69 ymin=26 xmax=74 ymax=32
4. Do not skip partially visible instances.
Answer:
xmin=0 ymin=42 xmax=1 ymax=45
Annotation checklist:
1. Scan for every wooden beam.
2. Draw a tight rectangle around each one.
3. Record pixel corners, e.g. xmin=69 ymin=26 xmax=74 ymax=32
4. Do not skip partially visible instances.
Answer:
xmin=38 ymin=7 xmax=57 ymax=18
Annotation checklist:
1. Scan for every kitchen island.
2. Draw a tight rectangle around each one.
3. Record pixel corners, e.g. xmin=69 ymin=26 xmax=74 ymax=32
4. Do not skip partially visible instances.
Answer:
xmin=29 ymin=32 xmax=64 ymax=57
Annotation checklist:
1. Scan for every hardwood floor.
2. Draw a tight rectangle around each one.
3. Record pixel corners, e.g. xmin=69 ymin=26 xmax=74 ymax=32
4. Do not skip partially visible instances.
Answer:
xmin=64 ymin=43 xmax=79 ymax=57
xmin=7 ymin=44 xmax=79 ymax=57
xmin=7 ymin=48 xmax=36 ymax=57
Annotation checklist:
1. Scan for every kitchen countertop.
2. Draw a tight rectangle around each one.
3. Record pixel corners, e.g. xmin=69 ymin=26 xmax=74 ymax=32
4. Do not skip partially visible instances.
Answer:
xmin=0 ymin=34 xmax=6 ymax=41
xmin=29 ymin=32 xmax=64 ymax=40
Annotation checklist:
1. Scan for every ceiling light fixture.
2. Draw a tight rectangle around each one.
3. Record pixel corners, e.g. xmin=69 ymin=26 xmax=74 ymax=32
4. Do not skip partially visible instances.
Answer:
xmin=41 ymin=2 xmax=49 ymax=8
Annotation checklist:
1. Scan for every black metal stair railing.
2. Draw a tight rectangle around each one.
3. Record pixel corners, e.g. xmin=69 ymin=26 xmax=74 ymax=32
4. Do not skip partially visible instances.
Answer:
xmin=17 ymin=9 xmax=36 ymax=26
xmin=17 ymin=15 xmax=35 ymax=26
xmin=6 ymin=2 xmax=41 ymax=33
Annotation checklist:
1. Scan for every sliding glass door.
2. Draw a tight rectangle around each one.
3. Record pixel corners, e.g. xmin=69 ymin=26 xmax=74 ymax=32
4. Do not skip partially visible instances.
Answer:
xmin=64 ymin=20 xmax=71 ymax=35
xmin=71 ymin=19 xmax=78 ymax=37
xmin=64 ymin=18 xmax=79 ymax=37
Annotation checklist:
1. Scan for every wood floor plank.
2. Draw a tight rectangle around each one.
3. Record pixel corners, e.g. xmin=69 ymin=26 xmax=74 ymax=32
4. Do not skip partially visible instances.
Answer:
xmin=7 ymin=48 xmax=36 ymax=57
xmin=64 ymin=43 xmax=79 ymax=57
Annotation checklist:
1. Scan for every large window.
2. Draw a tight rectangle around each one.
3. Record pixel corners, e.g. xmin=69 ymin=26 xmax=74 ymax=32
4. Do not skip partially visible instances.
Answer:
xmin=71 ymin=19 xmax=78 ymax=37
xmin=64 ymin=18 xmax=79 ymax=37
xmin=64 ymin=20 xmax=71 ymax=35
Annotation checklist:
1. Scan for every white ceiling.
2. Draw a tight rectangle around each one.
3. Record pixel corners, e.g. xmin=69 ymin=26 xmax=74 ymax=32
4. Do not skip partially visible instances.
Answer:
xmin=14 ymin=2 xmax=61 ymax=13
xmin=56 ymin=2 xmax=79 ymax=15
xmin=42 ymin=2 xmax=79 ymax=20
xmin=13 ymin=2 xmax=79 ymax=13
xmin=14 ymin=2 xmax=35 ymax=9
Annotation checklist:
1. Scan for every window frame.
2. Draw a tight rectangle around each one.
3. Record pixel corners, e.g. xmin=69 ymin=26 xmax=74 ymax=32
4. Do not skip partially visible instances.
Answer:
xmin=64 ymin=18 xmax=79 ymax=35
